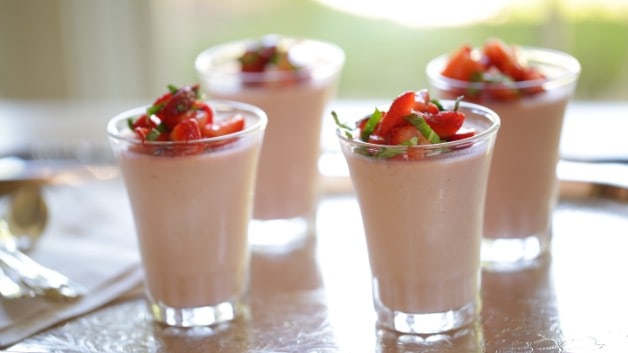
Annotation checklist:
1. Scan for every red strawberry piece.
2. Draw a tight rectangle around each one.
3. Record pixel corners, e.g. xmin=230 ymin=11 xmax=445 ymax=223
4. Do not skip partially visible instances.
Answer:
xmin=424 ymin=110 xmax=465 ymax=139
xmin=170 ymin=118 xmax=202 ymax=141
xmin=376 ymin=91 xmax=416 ymax=138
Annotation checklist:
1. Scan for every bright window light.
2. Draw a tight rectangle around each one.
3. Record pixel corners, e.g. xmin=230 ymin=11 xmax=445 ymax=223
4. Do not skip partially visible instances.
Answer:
xmin=315 ymin=0 xmax=506 ymax=27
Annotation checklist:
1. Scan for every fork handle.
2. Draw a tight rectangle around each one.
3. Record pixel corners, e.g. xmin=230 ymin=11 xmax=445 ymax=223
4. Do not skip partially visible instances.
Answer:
xmin=0 ymin=247 xmax=84 ymax=299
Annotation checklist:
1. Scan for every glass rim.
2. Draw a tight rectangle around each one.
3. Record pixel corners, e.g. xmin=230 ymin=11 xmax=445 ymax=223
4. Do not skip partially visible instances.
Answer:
xmin=106 ymin=99 xmax=267 ymax=146
xmin=336 ymin=99 xmax=501 ymax=152
xmin=194 ymin=35 xmax=346 ymax=83
xmin=426 ymin=46 xmax=581 ymax=91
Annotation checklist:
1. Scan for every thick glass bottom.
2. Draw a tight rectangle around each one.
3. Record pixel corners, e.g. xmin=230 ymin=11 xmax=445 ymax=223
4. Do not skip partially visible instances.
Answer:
xmin=375 ymin=299 xmax=478 ymax=335
xmin=481 ymin=232 xmax=550 ymax=271
xmin=148 ymin=298 xmax=245 ymax=328
xmin=249 ymin=216 xmax=313 ymax=252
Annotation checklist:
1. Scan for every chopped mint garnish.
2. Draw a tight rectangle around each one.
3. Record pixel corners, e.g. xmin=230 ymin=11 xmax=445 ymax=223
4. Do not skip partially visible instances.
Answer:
xmin=402 ymin=136 xmax=419 ymax=146
xmin=470 ymin=71 xmax=484 ymax=83
xmin=375 ymin=147 xmax=401 ymax=159
xmin=146 ymin=123 xmax=167 ymax=141
xmin=360 ymin=108 xmax=382 ymax=142
xmin=332 ymin=111 xmax=354 ymax=139
xmin=167 ymin=84 xmax=179 ymax=94
xmin=453 ymin=96 xmax=463 ymax=111
xmin=127 ymin=118 xmax=135 ymax=130
xmin=146 ymin=103 xmax=164 ymax=116
xmin=374 ymin=137 xmax=417 ymax=159
xmin=430 ymin=99 xmax=444 ymax=111
xmin=332 ymin=111 xmax=351 ymax=130
xmin=404 ymin=113 xmax=441 ymax=144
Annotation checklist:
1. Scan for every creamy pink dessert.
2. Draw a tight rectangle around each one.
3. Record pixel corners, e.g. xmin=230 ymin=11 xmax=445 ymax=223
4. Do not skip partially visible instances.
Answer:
xmin=209 ymin=82 xmax=333 ymax=220
xmin=108 ymin=94 xmax=266 ymax=327
xmin=118 ymin=141 xmax=260 ymax=308
xmin=482 ymin=92 xmax=570 ymax=242
xmin=345 ymin=146 xmax=491 ymax=313
xmin=427 ymin=40 xmax=580 ymax=268
xmin=195 ymin=35 xmax=344 ymax=245
xmin=335 ymin=90 xmax=500 ymax=333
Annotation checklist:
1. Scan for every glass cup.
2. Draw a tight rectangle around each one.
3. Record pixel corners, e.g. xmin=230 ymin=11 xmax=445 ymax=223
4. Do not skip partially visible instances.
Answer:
xmin=107 ymin=100 xmax=266 ymax=327
xmin=337 ymin=101 xmax=500 ymax=335
xmin=195 ymin=35 xmax=345 ymax=250
xmin=427 ymin=47 xmax=580 ymax=271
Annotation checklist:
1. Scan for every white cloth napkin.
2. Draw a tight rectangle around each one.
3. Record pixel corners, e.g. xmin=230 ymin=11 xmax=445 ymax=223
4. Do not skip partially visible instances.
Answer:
xmin=0 ymin=176 xmax=142 ymax=348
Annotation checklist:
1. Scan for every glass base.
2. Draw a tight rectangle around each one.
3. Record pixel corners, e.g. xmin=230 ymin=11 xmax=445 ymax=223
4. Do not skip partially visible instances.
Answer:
xmin=148 ymin=298 xmax=245 ymax=327
xmin=249 ymin=216 xmax=312 ymax=252
xmin=481 ymin=233 xmax=550 ymax=271
xmin=375 ymin=300 xmax=478 ymax=335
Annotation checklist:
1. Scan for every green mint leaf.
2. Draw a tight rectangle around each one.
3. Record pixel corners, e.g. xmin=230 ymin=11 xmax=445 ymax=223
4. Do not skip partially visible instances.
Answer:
xmin=145 ymin=123 xmax=167 ymax=141
xmin=331 ymin=111 xmax=352 ymax=130
xmin=146 ymin=103 xmax=164 ymax=116
xmin=127 ymin=118 xmax=135 ymax=130
xmin=360 ymin=108 xmax=382 ymax=142
xmin=146 ymin=129 xmax=160 ymax=141
xmin=430 ymin=98 xmax=444 ymax=111
xmin=375 ymin=147 xmax=402 ymax=159
xmin=401 ymin=136 xmax=418 ymax=146
xmin=453 ymin=96 xmax=463 ymax=111
xmin=375 ymin=136 xmax=418 ymax=159
xmin=470 ymin=71 xmax=484 ymax=83
xmin=156 ymin=122 xmax=167 ymax=133
xmin=331 ymin=111 xmax=354 ymax=139
xmin=404 ymin=113 xmax=441 ymax=144
xmin=167 ymin=84 xmax=178 ymax=94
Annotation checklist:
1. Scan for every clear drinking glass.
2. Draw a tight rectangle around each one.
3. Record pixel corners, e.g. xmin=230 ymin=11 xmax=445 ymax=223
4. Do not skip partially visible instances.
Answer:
xmin=107 ymin=100 xmax=266 ymax=327
xmin=337 ymin=101 xmax=500 ymax=334
xmin=195 ymin=35 xmax=345 ymax=250
xmin=427 ymin=47 xmax=580 ymax=271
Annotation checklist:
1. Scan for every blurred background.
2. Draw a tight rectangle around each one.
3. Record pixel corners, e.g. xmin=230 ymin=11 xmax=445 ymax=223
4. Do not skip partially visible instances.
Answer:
xmin=1 ymin=0 xmax=628 ymax=102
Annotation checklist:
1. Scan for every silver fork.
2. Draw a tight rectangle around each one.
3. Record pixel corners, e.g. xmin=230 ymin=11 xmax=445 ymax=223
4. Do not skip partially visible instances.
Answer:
xmin=0 ymin=220 xmax=85 ymax=301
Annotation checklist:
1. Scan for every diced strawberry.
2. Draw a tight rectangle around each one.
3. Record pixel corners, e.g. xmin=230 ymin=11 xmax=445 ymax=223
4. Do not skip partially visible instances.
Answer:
xmin=132 ymin=114 xmax=156 ymax=129
xmin=483 ymin=39 xmax=526 ymax=81
xmin=259 ymin=44 xmax=278 ymax=63
xmin=239 ymin=50 xmax=267 ymax=73
xmin=425 ymin=110 xmax=465 ymax=139
xmin=127 ymin=84 xmax=247 ymax=151
xmin=133 ymin=126 xmax=168 ymax=142
xmin=152 ymin=91 xmax=173 ymax=107
xmin=414 ymin=89 xmax=440 ymax=115
xmin=193 ymin=101 xmax=214 ymax=124
xmin=520 ymin=67 xmax=546 ymax=95
xmin=159 ymin=85 xmax=198 ymax=129
xmin=201 ymin=114 xmax=245 ymax=138
xmin=170 ymin=118 xmax=202 ymax=141
xmin=376 ymin=91 xmax=416 ymax=138
xmin=439 ymin=40 xmax=549 ymax=102
xmin=389 ymin=124 xmax=420 ymax=146
xmin=133 ymin=127 xmax=151 ymax=140
xmin=386 ymin=125 xmax=427 ymax=160
xmin=441 ymin=44 xmax=484 ymax=81
xmin=521 ymin=67 xmax=546 ymax=81
xmin=448 ymin=127 xmax=476 ymax=141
